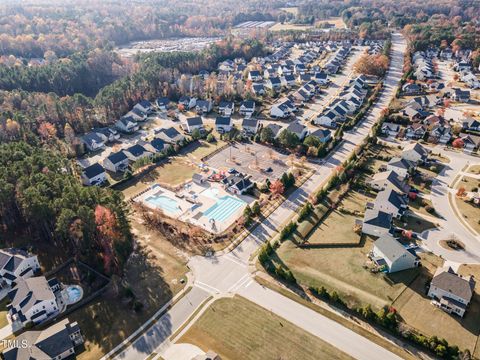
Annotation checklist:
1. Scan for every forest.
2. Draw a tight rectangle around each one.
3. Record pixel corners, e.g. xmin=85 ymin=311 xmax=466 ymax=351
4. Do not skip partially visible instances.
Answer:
xmin=0 ymin=142 xmax=133 ymax=274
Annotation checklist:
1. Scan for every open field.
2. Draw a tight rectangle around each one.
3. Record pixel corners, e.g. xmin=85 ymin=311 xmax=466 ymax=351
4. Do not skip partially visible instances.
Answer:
xmin=179 ymin=295 xmax=353 ymax=360
xmin=305 ymin=190 xmax=372 ymax=245
xmin=467 ymin=164 xmax=480 ymax=174
xmin=275 ymin=238 xmax=418 ymax=309
xmin=269 ymin=23 xmax=315 ymax=32
xmin=75 ymin=215 xmax=188 ymax=360
xmin=280 ymin=7 xmax=299 ymax=15
xmin=393 ymin=260 xmax=480 ymax=355
xmin=315 ymin=17 xmax=346 ymax=29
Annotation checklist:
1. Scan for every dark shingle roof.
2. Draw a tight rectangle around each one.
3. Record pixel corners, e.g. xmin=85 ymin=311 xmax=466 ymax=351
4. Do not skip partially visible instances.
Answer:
xmin=83 ymin=163 xmax=105 ymax=179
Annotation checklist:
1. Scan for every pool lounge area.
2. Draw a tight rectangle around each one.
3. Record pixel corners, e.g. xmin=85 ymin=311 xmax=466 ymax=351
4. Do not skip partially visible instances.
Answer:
xmin=137 ymin=182 xmax=252 ymax=233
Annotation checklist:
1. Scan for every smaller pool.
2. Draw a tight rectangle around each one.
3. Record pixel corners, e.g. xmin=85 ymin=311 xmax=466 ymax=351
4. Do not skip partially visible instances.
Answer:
xmin=145 ymin=195 xmax=181 ymax=215
xmin=63 ymin=285 xmax=84 ymax=305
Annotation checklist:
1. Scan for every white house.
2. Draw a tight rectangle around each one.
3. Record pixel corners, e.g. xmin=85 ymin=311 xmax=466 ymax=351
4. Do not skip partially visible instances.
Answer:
xmin=371 ymin=188 xmax=408 ymax=219
xmin=103 ymin=151 xmax=129 ymax=173
xmin=81 ymin=163 xmax=107 ymax=186
xmin=239 ymin=100 xmax=255 ymax=118
xmin=459 ymin=133 xmax=480 ymax=153
xmin=196 ymin=100 xmax=213 ymax=114
xmin=218 ymin=101 xmax=234 ymax=116
xmin=215 ymin=116 xmax=233 ymax=133
xmin=156 ymin=97 xmax=170 ymax=110
xmin=286 ymin=122 xmax=308 ymax=141
xmin=315 ymin=111 xmax=338 ymax=128
xmin=371 ymin=235 xmax=419 ymax=273
xmin=134 ymin=100 xmax=153 ymax=115
xmin=309 ymin=128 xmax=332 ymax=143
xmin=401 ymin=143 xmax=429 ymax=164
xmin=0 ymin=249 xmax=40 ymax=289
xmin=155 ymin=127 xmax=186 ymax=144
xmin=7 ymin=276 xmax=60 ymax=329
xmin=184 ymin=116 xmax=204 ymax=133
xmin=242 ymin=118 xmax=259 ymax=135
xmin=270 ymin=102 xmax=291 ymax=119
xmin=81 ymin=132 xmax=106 ymax=152
xmin=381 ymin=122 xmax=401 ymax=138
xmin=361 ymin=209 xmax=393 ymax=237
xmin=248 ymin=70 xmax=262 ymax=81
xmin=178 ymin=96 xmax=197 ymax=110
xmin=127 ymin=108 xmax=147 ymax=122
xmin=222 ymin=174 xmax=254 ymax=195
xmin=115 ymin=116 xmax=139 ymax=134
xmin=428 ymin=267 xmax=474 ymax=317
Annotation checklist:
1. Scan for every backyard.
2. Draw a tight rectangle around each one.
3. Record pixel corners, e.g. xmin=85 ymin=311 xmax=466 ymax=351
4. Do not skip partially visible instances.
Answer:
xmin=303 ymin=190 xmax=372 ymax=246
xmin=0 ymin=298 xmax=9 ymax=328
xmin=178 ymin=296 xmax=353 ymax=360
xmin=392 ymin=257 xmax=480 ymax=356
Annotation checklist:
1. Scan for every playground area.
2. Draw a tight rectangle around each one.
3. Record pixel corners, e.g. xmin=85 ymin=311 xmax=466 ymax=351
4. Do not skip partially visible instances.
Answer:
xmin=205 ymin=143 xmax=290 ymax=183
xmin=138 ymin=181 xmax=253 ymax=233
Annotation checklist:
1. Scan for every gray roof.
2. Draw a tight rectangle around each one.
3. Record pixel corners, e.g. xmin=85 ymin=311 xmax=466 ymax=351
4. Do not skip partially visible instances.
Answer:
xmin=375 ymin=188 xmax=407 ymax=210
xmin=431 ymin=267 xmax=474 ymax=301
xmin=364 ymin=209 xmax=392 ymax=229
xmin=388 ymin=157 xmax=414 ymax=170
xmin=371 ymin=170 xmax=408 ymax=194
xmin=374 ymin=235 xmax=417 ymax=263
xmin=186 ymin=117 xmax=203 ymax=126
xmin=8 ymin=277 xmax=55 ymax=314
xmin=3 ymin=319 xmax=80 ymax=360
xmin=403 ymin=142 xmax=428 ymax=157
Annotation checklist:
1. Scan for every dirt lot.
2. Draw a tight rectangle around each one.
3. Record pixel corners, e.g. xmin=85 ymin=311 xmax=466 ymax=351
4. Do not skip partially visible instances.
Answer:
xmin=179 ymin=295 xmax=353 ymax=360
xmin=393 ymin=260 xmax=480 ymax=355
xmin=74 ymin=215 xmax=188 ymax=360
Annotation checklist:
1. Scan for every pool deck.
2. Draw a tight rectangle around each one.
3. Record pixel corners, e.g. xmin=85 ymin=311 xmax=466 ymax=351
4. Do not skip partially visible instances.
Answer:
xmin=137 ymin=182 xmax=254 ymax=233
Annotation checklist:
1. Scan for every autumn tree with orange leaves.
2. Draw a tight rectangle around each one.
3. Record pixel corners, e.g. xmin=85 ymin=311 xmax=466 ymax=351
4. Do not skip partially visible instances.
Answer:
xmin=354 ymin=54 xmax=389 ymax=77
xmin=270 ymin=180 xmax=285 ymax=196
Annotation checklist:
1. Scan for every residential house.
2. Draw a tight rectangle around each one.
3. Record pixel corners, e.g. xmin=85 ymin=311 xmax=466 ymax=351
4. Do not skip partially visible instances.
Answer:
xmin=0 ymin=249 xmax=40 ymax=289
xmin=381 ymin=122 xmax=401 ymax=137
xmin=282 ymin=74 xmax=296 ymax=87
xmin=265 ymin=77 xmax=282 ymax=91
xmin=428 ymin=267 xmax=474 ymax=317
xmin=459 ymin=133 xmax=480 ymax=153
xmin=81 ymin=163 xmax=106 ymax=186
xmin=103 ymin=151 xmax=129 ymax=173
xmin=178 ymin=96 xmax=197 ymax=110
xmin=370 ymin=235 xmax=419 ymax=273
xmin=401 ymin=143 xmax=429 ymax=164
xmin=371 ymin=188 xmax=408 ymax=219
xmin=461 ymin=72 xmax=480 ymax=89
xmin=155 ymin=127 xmax=185 ymax=144
xmin=405 ymin=123 xmax=427 ymax=140
xmin=402 ymin=83 xmax=422 ymax=95
xmin=218 ymin=101 xmax=235 ymax=116
xmin=7 ymin=276 xmax=60 ymax=329
xmin=309 ymin=128 xmax=332 ymax=143
xmin=239 ymin=100 xmax=255 ymax=118
xmin=184 ymin=117 xmax=204 ymax=133
xmin=196 ymin=100 xmax=213 ymax=114
xmin=192 ymin=350 xmax=221 ymax=360
xmin=368 ymin=170 xmax=409 ymax=194
xmin=252 ymin=83 xmax=265 ymax=96
xmin=215 ymin=116 xmax=233 ymax=133
xmin=115 ymin=116 xmax=139 ymax=134
xmin=286 ymin=122 xmax=308 ymax=141
xmin=127 ymin=107 xmax=147 ymax=122
xmin=265 ymin=123 xmax=283 ymax=139
xmin=124 ymin=144 xmax=152 ymax=162
xmin=95 ymin=127 xmax=120 ymax=143
xmin=451 ymin=88 xmax=470 ymax=103
xmin=81 ymin=132 xmax=106 ymax=152
xmin=314 ymin=111 xmax=338 ymax=128
xmin=142 ymin=138 xmax=167 ymax=154
xmin=242 ymin=118 xmax=260 ymax=135
xmin=134 ymin=100 xmax=153 ymax=115
xmin=3 ymin=318 xmax=84 ymax=360
xmin=386 ymin=157 xmax=415 ymax=180
xmin=361 ymin=209 xmax=393 ymax=237
xmin=270 ymin=101 xmax=292 ymax=119
xmin=429 ymin=124 xmax=452 ymax=144
xmin=462 ymin=117 xmax=480 ymax=132
xmin=313 ymin=72 xmax=329 ymax=86
xmin=248 ymin=70 xmax=262 ymax=81
xmin=222 ymin=173 xmax=254 ymax=195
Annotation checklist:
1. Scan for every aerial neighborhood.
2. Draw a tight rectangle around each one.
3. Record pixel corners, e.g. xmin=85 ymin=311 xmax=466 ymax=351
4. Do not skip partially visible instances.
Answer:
xmin=1 ymin=1 xmax=480 ymax=360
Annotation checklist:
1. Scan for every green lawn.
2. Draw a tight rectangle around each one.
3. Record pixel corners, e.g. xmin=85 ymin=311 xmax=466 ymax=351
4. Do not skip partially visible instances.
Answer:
xmin=179 ymin=296 xmax=353 ymax=360
xmin=275 ymin=238 xmax=418 ymax=309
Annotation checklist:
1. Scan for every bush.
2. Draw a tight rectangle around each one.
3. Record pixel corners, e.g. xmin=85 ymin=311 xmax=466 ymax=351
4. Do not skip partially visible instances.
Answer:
xmin=279 ymin=221 xmax=297 ymax=241
xmin=133 ymin=300 xmax=144 ymax=312
xmin=425 ymin=205 xmax=435 ymax=214
xmin=298 ymin=202 xmax=313 ymax=222
xmin=252 ymin=201 xmax=261 ymax=216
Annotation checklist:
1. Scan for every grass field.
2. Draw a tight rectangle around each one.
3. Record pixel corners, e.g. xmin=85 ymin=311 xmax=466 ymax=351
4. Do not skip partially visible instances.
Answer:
xmin=455 ymin=175 xmax=480 ymax=234
xmin=275 ymin=238 xmax=418 ymax=309
xmin=179 ymin=296 xmax=353 ymax=360
xmin=75 ymin=215 xmax=188 ymax=360
xmin=393 ymin=260 xmax=480 ymax=354
xmin=316 ymin=17 xmax=346 ymax=29
xmin=269 ymin=23 xmax=315 ymax=32
xmin=305 ymin=190 xmax=372 ymax=245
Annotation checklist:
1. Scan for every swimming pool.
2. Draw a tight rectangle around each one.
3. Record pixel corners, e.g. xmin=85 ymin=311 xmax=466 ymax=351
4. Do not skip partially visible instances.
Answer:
xmin=63 ymin=285 xmax=84 ymax=305
xmin=145 ymin=195 xmax=181 ymax=215
xmin=203 ymin=195 xmax=245 ymax=222
xmin=201 ymin=188 xmax=220 ymax=200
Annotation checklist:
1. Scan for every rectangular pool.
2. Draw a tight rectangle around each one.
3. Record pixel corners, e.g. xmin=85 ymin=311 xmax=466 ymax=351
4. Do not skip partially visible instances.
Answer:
xmin=145 ymin=195 xmax=182 ymax=215
xmin=203 ymin=195 xmax=246 ymax=222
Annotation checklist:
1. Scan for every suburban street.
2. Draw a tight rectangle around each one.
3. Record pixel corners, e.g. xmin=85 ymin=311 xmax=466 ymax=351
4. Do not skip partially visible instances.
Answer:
xmin=111 ymin=32 xmax=408 ymax=360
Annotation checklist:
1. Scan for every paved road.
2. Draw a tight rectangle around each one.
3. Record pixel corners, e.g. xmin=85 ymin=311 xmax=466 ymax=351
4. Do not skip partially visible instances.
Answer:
xmin=422 ymin=149 xmax=480 ymax=263
xmin=114 ymin=33 xmax=407 ymax=360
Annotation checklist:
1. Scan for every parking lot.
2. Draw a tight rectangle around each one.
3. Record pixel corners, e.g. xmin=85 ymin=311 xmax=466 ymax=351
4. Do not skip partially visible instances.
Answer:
xmin=205 ymin=142 xmax=290 ymax=183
